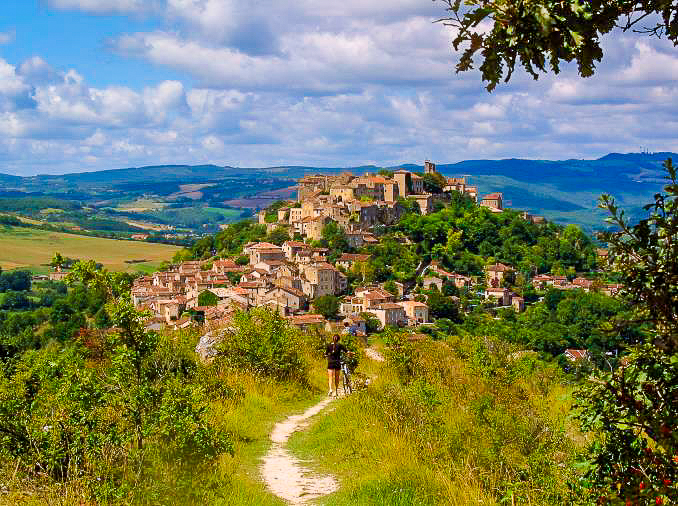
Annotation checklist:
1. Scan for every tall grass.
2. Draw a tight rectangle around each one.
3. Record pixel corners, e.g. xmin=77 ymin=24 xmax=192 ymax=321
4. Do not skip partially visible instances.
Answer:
xmin=288 ymin=333 xmax=582 ymax=505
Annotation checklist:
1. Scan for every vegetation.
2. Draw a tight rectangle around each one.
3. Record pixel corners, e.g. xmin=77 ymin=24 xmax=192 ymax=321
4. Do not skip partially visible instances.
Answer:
xmin=289 ymin=330 xmax=579 ymax=504
xmin=313 ymin=295 xmax=341 ymax=320
xmin=438 ymin=0 xmax=678 ymax=90
xmin=0 ymin=226 xmax=180 ymax=274
xmin=176 ymin=220 xmax=267 ymax=261
xmin=198 ymin=290 xmax=219 ymax=307
xmin=573 ymin=159 xmax=678 ymax=504
xmin=216 ymin=308 xmax=310 ymax=384
xmin=1 ymin=161 xmax=677 ymax=504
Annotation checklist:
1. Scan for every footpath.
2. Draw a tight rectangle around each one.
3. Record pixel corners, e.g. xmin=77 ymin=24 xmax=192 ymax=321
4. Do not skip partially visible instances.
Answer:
xmin=260 ymin=347 xmax=385 ymax=504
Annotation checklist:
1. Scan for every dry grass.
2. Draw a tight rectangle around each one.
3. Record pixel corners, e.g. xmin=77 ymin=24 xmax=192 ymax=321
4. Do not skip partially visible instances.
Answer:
xmin=0 ymin=226 xmax=180 ymax=273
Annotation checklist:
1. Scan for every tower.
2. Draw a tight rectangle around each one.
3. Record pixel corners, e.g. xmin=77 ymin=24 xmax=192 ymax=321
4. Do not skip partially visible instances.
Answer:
xmin=424 ymin=160 xmax=436 ymax=174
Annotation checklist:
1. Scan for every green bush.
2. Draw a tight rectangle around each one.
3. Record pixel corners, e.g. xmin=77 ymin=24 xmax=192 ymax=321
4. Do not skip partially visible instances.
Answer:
xmin=198 ymin=290 xmax=218 ymax=307
xmin=217 ymin=308 xmax=309 ymax=383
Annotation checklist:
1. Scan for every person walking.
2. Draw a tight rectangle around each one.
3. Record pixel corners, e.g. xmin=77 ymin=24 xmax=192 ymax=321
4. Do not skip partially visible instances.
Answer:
xmin=325 ymin=334 xmax=347 ymax=397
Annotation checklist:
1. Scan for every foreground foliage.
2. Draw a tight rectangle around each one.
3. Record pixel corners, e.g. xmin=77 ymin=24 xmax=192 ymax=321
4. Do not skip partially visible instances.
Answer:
xmin=574 ymin=160 xmax=678 ymax=504
xmin=437 ymin=0 xmax=678 ymax=90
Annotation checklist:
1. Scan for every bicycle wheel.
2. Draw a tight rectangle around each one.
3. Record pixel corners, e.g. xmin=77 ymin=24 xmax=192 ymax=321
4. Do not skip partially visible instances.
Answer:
xmin=342 ymin=366 xmax=352 ymax=395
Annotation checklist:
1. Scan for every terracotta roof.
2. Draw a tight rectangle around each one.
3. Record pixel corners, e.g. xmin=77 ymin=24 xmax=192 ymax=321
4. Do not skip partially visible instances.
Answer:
xmin=310 ymin=262 xmax=338 ymax=271
xmin=267 ymin=286 xmax=306 ymax=298
xmin=398 ymin=301 xmax=428 ymax=308
xmin=372 ymin=303 xmax=405 ymax=310
xmin=482 ymin=193 xmax=503 ymax=199
xmin=256 ymin=248 xmax=285 ymax=254
xmin=486 ymin=287 xmax=509 ymax=293
xmin=239 ymin=282 xmax=265 ymax=289
xmin=248 ymin=242 xmax=280 ymax=250
xmin=214 ymin=259 xmax=238 ymax=268
xmin=338 ymin=253 xmax=371 ymax=262
xmin=565 ymin=349 xmax=590 ymax=360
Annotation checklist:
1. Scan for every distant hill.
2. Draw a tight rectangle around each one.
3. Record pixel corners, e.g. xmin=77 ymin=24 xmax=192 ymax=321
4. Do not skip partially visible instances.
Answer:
xmin=1 ymin=152 xmax=674 ymax=232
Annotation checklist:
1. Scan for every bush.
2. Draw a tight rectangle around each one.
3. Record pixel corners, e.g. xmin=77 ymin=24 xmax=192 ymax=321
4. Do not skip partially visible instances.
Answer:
xmin=198 ymin=290 xmax=218 ymax=307
xmin=313 ymin=295 xmax=340 ymax=319
xmin=216 ymin=308 xmax=308 ymax=383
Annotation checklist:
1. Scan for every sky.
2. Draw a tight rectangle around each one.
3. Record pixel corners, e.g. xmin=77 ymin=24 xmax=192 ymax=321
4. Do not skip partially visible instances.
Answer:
xmin=0 ymin=1 xmax=677 ymax=176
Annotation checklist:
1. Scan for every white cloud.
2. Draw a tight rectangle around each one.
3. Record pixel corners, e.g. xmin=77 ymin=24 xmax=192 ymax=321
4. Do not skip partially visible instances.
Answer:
xmin=0 ymin=31 xmax=14 ymax=45
xmin=1 ymin=2 xmax=678 ymax=174
xmin=48 ymin=0 xmax=153 ymax=14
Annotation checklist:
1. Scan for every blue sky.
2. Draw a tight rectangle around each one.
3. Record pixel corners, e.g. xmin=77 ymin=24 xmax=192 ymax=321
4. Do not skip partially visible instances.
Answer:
xmin=1 ymin=0 xmax=677 ymax=175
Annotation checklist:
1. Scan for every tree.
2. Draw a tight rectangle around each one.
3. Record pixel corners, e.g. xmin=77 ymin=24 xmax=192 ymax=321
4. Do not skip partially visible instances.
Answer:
xmin=427 ymin=290 xmax=461 ymax=321
xmin=421 ymin=171 xmax=447 ymax=194
xmin=51 ymin=252 xmax=65 ymax=272
xmin=437 ymin=0 xmax=678 ymax=91
xmin=216 ymin=307 xmax=308 ymax=383
xmin=67 ymin=261 xmax=230 ymax=455
xmin=360 ymin=311 xmax=381 ymax=333
xmin=266 ymin=226 xmax=291 ymax=246
xmin=574 ymin=160 xmax=678 ymax=504
xmin=198 ymin=290 xmax=219 ymax=307
xmin=322 ymin=221 xmax=349 ymax=254
xmin=383 ymin=280 xmax=399 ymax=296
xmin=313 ymin=295 xmax=340 ymax=320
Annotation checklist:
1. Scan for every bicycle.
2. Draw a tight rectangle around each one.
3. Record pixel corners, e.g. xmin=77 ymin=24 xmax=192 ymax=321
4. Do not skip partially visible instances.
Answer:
xmin=340 ymin=359 xmax=352 ymax=395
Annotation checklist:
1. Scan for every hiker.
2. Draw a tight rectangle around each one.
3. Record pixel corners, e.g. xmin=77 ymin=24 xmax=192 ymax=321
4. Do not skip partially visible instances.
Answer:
xmin=325 ymin=334 xmax=348 ymax=397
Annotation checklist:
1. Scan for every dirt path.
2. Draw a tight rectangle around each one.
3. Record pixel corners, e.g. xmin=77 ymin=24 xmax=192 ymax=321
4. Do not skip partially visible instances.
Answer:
xmin=365 ymin=347 xmax=385 ymax=362
xmin=261 ymin=398 xmax=338 ymax=504
xmin=260 ymin=347 xmax=385 ymax=504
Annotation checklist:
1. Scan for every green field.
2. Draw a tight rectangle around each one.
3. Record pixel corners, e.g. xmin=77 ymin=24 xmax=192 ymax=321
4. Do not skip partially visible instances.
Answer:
xmin=0 ymin=226 xmax=180 ymax=273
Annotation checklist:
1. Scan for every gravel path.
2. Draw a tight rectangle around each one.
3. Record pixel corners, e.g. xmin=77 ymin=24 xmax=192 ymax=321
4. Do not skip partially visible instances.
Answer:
xmin=365 ymin=347 xmax=385 ymax=362
xmin=260 ymin=346 xmax=384 ymax=504
xmin=261 ymin=398 xmax=338 ymax=504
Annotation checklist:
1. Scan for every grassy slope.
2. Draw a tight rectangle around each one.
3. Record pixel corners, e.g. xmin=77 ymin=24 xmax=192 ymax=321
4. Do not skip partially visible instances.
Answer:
xmin=287 ymin=338 xmax=580 ymax=505
xmin=0 ymin=226 xmax=180 ymax=273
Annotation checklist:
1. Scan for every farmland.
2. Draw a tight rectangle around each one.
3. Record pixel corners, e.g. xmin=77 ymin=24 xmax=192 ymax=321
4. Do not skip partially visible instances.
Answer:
xmin=0 ymin=226 xmax=180 ymax=273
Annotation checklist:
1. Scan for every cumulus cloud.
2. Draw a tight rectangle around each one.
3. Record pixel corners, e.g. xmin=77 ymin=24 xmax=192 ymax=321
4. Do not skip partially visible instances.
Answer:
xmin=2 ymin=1 xmax=678 ymax=174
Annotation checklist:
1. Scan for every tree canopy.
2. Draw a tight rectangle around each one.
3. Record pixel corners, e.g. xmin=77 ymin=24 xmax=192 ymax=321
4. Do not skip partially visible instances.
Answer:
xmin=437 ymin=0 xmax=678 ymax=90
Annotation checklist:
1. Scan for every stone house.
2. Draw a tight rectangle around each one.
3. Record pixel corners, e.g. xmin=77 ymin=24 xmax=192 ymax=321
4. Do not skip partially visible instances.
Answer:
xmin=410 ymin=194 xmax=433 ymax=215
xmin=282 ymin=241 xmax=309 ymax=260
xmin=480 ymin=193 xmax=503 ymax=211
xmin=397 ymin=300 xmax=430 ymax=325
xmin=336 ymin=253 xmax=371 ymax=270
xmin=368 ymin=303 xmax=407 ymax=329
xmin=300 ymin=262 xmax=345 ymax=298
xmin=512 ymin=296 xmax=525 ymax=312
xmin=485 ymin=263 xmax=515 ymax=287
xmin=342 ymin=315 xmax=367 ymax=336
xmin=212 ymin=259 xmax=242 ymax=275
xmin=485 ymin=287 xmax=512 ymax=306
xmin=259 ymin=286 xmax=307 ymax=312
xmin=423 ymin=276 xmax=444 ymax=291
xmin=249 ymin=245 xmax=285 ymax=265
xmin=287 ymin=314 xmax=327 ymax=331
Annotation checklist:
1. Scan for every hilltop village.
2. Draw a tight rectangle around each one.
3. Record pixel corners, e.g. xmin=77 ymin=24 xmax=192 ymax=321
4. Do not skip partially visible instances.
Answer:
xmin=123 ymin=161 xmax=620 ymax=345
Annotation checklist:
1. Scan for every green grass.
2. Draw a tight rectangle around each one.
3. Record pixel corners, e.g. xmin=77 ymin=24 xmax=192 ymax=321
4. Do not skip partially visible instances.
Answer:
xmin=0 ymin=226 xmax=180 ymax=273
xmin=287 ymin=337 xmax=580 ymax=505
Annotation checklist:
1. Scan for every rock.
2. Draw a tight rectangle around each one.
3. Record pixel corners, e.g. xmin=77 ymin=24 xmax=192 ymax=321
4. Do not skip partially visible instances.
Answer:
xmin=195 ymin=331 xmax=222 ymax=362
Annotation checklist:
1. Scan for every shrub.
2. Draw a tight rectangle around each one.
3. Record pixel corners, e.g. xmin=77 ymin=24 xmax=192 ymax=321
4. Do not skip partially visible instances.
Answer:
xmin=216 ymin=308 xmax=308 ymax=383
